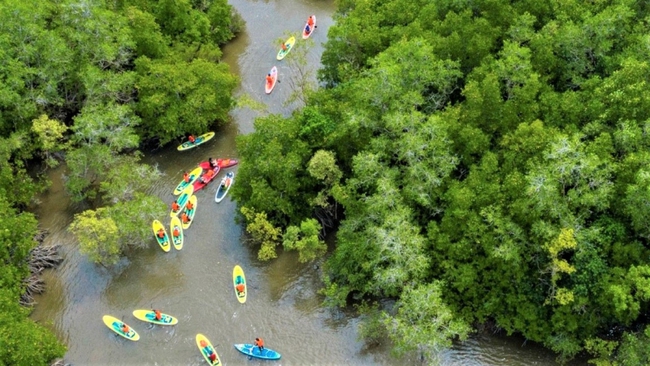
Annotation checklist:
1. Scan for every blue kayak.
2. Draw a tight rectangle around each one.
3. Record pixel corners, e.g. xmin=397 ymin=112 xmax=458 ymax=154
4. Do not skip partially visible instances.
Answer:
xmin=234 ymin=344 xmax=281 ymax=360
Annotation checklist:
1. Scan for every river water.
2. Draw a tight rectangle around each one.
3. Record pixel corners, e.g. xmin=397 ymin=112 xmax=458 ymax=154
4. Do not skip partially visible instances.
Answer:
xmin=29 ymin=0 xmax=585 ymax=365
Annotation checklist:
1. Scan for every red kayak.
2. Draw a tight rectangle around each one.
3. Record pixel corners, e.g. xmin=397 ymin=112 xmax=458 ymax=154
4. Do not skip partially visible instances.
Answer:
xmin=199 ymin=159 xmax=239 ymax=170
xmin=192 ymin=166 xmax=220 ymax=192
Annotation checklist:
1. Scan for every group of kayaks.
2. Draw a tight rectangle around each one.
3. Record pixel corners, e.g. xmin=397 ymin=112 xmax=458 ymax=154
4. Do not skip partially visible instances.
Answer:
xmin=265 ymin=15 xmax=317 ymax=94
xmin=103 ymin=265 xmax=281 ymax=362
xmin=152 ymin=153 xmax=238 ymax=253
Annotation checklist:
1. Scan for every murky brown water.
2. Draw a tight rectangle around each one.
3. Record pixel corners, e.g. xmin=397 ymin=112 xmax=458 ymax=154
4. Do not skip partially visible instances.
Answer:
xmin=29 ymin=0 xmax=587 ymax=365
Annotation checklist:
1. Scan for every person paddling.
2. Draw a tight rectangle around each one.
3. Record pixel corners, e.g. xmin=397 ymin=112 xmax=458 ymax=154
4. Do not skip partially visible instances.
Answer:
xmin=153 ymin=309 xmax=162 ymax=321
xmin=157 ymin=228 xmax=165 ymax=239
xmin=181 ymin=212 xmax=191 ymax=225
xmin=254 ymin=337 xmax=264 ymax=353
xmin=266 ymin=73 xmax=273 ymax=86
xmin=171 ymin=200 xmax=180 ymax=212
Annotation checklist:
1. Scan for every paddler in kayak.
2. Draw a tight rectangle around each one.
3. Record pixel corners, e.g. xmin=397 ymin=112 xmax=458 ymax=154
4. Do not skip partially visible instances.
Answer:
xmin=185 ymin=199 xmax=194 ymax=211
xmin=183 ymin=171 xmax=190 ymax=183
xmin=171 ymin=200 xmax=180 ymax=212
xmin=208 ymin=157 xmax=219 ymax=168
xmin=266 ymin=73 xmax=273 ymax=86
xmin=157 ymin=228 xmax=165 ymax=239
xmin=152 ymin=309 xmax=162 ymax=321
xmin=181 ymin=212 xmax=191 ymax=225
xmin=200 ymin=339 xmax=217 ymax=363
xmin=254 ymin=337 xmax=265 ymax=353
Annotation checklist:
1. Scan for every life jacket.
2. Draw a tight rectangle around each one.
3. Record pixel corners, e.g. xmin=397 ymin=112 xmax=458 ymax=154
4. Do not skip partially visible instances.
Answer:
xmin=181 ymin=213 xmax=190 ymax=223
xmin=308 ymin=17 xmax=314 ymax=26
xmin=186 ymin=201 xmax=194 ymax=210
xmin=154 ymin=310 xmax=162 ymax=320
xmin=173 ymin=228 xmax=180 ymax=237
xmin=189 ymin=135 xmax=196 ymax=143
xmin=255 ymin=338 xmax=264 ymax=347
xmin=183 ymin=173 xmax=189 ymax=183
xmin=266 ymin=76 xmax=273 ymax=84
xmin=236 ymin=284 xmax=245 ymax=293
xmin=158 ymin=229 xmax=165 ymax=238
xmin=172 ymin=202 xmax=180 ymax=211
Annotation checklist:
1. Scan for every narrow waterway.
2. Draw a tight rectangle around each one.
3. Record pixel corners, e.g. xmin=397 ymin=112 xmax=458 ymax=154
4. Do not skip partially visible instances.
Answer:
xmin=29 ymin=0 xmax=586 ymax=365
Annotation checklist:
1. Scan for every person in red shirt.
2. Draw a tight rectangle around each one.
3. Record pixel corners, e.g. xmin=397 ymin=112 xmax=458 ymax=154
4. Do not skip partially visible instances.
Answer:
xmin=183 ymin=171 xmax=190 ymax=183
xmin=266 ymin=73 xmax=273 ymax=86
xmin=172 ymin=227 xmax=180 ymax=238
xmin=209 ymin=352 xmax=217 ymax=363
xmin=308 ymin=16 xmax=314 ymax=27
xmin=157 ymin=228 xmax=165 ymax=238
xmin=254 ymin=337 xmax=264 ymax=353
xmin=153 ymin=309 xmax=162 ymax=321
xmin=188 ymin=135 xmax=196 ymax=143
xmin=281 ymin=42 xmax=288 ymax=52
xmin=236 ymin=283 xmax=245 ymax=295
xmin=121 ymin=323 xmax=130 ymax=334
xmin=171 ymin=200 xmax=180 ymax=212
xmin=181 ymin=212 xmax=191 ymax=224
xmin=185 ymin=200 xmax=194 ymax=211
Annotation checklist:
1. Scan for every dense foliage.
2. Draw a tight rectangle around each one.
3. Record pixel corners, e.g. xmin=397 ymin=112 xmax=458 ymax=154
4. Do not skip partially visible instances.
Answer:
xmin=0 ymin=0 xmax=241 ymax=363
xmin=233 ymin=0 xmax=650 ymax=362
xmin=0 ymin=198 xmax=66 ymax=365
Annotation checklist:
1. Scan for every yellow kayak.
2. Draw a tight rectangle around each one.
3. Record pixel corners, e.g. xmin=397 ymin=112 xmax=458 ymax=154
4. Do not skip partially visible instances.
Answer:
xmin=170 ymin=215 xmax=183 ymax=250
xmin=102 ymin=315 xmax=140 ymax=341
xmin=181 ymin=195 xmax=197 ymax=230
xmin=152 ymin=220 xmax=170 ymax=252
xmin=132 ymin=309 xmax=179 ymax=325
xmin=196 ymin=333 xmax=222 ymax=365
xmin=171 ymin=185 xmax=194 ymax=217
xmin=276 ymin=36 xmax=296 ymax=60
xmin=173 ymin=166 xmax=203 ymax=195
xmin=177 ymin=132 xmax=215 ymax=151
xmin=233 ymin=265 xmax=247 ymax=303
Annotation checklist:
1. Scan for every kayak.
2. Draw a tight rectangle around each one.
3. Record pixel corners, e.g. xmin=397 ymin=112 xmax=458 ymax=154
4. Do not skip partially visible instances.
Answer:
xmin=199 ymin=158 xmax=238 ymax=170
xmin=152 ymin=220 xmax=170 ymax=252
xmin=182 ymin=195 xmax=197 ymax=230
xmin=170 ymin=215 xmax=183 ymax=250
xmin=177 ymin=132 xmax=215 ymax=151
xmin=132 ymin=309 xmax=179 ymax=325
xmin=196 ymin=333 xmax=222 ymax=365
xmin=170 ymin=185 xmax=194 ymax=217
xmin=232 ymin=265 xmax=247 ymax=304
xmin=192 ymin=166 xmax=220 ymax=192
xmin=265 ymin=66 xmax=277 ymax=94
xmin=102 ymin=315 xmax=140 ymax=341
xmin=276 ymin=36 xmax=296 ymax=60
xmin=234 ymin=344 xmax=281 ymax=360
xmin=302 ymin=15 xmax=316 ymax=39
xmin=173 ymin=166 xmax=203 ymax=195
xmin=215 ymin=172 xmax=234 ymax=203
